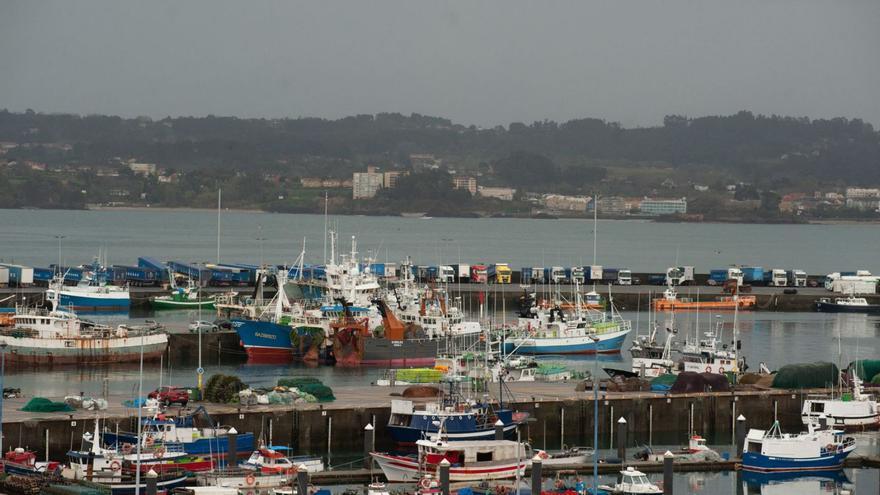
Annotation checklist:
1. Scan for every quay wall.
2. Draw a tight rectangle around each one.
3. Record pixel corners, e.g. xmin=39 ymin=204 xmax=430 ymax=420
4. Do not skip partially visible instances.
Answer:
xmin=11 ymin=389 xmax=807 ymax=462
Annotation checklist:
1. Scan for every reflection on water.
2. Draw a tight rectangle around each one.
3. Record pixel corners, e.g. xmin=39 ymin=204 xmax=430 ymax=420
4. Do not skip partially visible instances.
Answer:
xmin=2 ymin=310 xmax=879 ymax=398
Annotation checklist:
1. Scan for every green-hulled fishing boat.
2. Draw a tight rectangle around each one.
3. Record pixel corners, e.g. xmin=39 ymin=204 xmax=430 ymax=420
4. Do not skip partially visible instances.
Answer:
xmin=150 ymin=280 xmax=216 ymax=310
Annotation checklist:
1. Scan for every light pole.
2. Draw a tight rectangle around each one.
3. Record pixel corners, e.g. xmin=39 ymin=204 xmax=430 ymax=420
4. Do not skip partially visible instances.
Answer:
xmin=590 ymin=335 xmax=601 ymax=495
xmin=0 ymin=342 xmax=7 ymax=455
xmin=134 ymin=333 xmax=144 ymax=494
xmin=256 ymin=226 xmax=267 ymax=269
xmin=53 ymin=235 xmax=66 ymax=272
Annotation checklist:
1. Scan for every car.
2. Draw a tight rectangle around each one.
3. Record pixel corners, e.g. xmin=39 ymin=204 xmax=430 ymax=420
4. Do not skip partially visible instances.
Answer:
xmin=148 ymin=386 xmax=190 ymax=407
xmin=189 ymin=320 xmax=219 ymax=333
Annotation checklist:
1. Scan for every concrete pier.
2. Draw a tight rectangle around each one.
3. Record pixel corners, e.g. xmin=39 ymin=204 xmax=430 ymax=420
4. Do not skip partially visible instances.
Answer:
xmin=0 ymin=382 xmax=826 ymax=462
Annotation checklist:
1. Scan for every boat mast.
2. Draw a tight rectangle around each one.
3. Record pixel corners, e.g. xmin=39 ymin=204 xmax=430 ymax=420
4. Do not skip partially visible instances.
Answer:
xmin=216 ymin=188 xmax=222 ymax=264
xmin=323 ymin=191 xmax=329 ymax=264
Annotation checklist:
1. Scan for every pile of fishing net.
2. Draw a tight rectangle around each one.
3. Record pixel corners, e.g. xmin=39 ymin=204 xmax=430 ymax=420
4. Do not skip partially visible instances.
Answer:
xmin=649 ymin=373 xmax=678 ymax=392
xmin=204 ymin=374 xmax=247 ymax=403
xmin=21 ymin=397 xmax=74 ymax=413
xmin=277 ymin=377 xmax=335 ymax=402
xmin=849 ymin=359 xmax=880 ymax=383
xmin=771 ymin=362 xmax=838 ymax=389
xmin=63 ymin=395 xmax=109 ymax=411
xmin=277 ymin=377 xmax=322 ymax=388
xmin=669 ymin=372 xmax=731 ymax=393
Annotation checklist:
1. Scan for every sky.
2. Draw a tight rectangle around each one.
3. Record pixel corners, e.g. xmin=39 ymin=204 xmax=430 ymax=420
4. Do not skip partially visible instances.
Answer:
xmin=1 ymin=1 xmax=879 ymax=128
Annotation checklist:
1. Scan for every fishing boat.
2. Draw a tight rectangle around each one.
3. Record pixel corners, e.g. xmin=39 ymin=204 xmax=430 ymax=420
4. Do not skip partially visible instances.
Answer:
xmin=195 ymin=468 xmax=291 ymax=491
xmin=2 ymin=448 xmax=61 ymax=476
xmin=653 ymin=287 xmax=755 ymax=311
xmin=677 ymin=314 xmax=742 ymax=375
xmin=240 ymin=447 xmax=324 ymax=473
xmin=630 ymin=323 xmax=676 ymax=378
xmin=1 ymin=281 xmax=167 ymax=365
xmin=741 ymin=420 xmax=856 ymax=473
xmin=802 ymin=371 xmax=880 ymax=431
xmin=503 ymin=290 xmax=632 ymax=355
xmin=387 ymin=380 xmax=528 ymax=444
xmin=47 ymin=262 xmax=130 ymax=310
xmin=102 ymin=408 xmax=255 ymax=458
xmin=598 ymin=467 xmax=662 ymax=494
xmin=531 ymin=446 xmax=594 ymax=466
xmin=633 ymin=435 xmax=721 ymax=462
xmin=815 ymin=295 xmax=880 ymax=314
xmin=151 ymin=277 xmax=217 ymax=310
xmin=371 ymin=437 xmax=528 ymax=482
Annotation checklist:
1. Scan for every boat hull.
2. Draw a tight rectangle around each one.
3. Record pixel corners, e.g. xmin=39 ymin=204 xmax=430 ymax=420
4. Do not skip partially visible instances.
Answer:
xmin=653 ymin=296 xmax=756 ymax=311
xmin=101 ymin=432 xmax=255 ymax=458
xmin=503 ymin=329 xmax=629 ymax=355
xmin=371 ymin=452 xmax=526 ymax=482
xmin=233 ymin=319 xmax=295 ymax=361
xmin=105 ymin=474 xmax=188 ymax=495
xmin=741 ymin=450 xmax=852 ymax=473
xmin=151 ymin=298 xmax=215 ymax=310
xmin=56 ymin=292 xmax=131 ymax=310
xmin=0 ymin=335 xmax=168 ymax=366
xmin=359 ymin=338 xmax=438 ymax=366
xmin=815 ymin=301 xmax=880 ymax=314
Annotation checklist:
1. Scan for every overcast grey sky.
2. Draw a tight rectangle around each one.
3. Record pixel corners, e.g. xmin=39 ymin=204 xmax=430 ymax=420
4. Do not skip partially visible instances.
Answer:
xmin=2 ymin=1 xmax=879 ymax=127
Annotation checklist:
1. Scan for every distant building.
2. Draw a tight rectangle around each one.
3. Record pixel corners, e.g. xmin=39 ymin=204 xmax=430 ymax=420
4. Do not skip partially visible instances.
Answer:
xmin=353 ymin=166 xmax=384 ymax=199
xmin=383 ymin=171 xmax=402 ymax=189
xmin=128 ymin=162 xmax=157 ymax=176
xmin=542 ymin=194 xmax=590 ymax=212
xmin=845 ymin=187 xmax=880 ymax=210
xmin=589 ymin=196 xmax=628 ymax=215
xmin=410 ymin=154 xmax=441 ymax=170
xmin=301 ymin=177 xmax=352 ymax=189
xmin=640 ymin=197 xmax=688 ymax=216
xmin=453 ymin=176 xmax=478 ymax=195
xmin=693 ymin=184 xmax=709 ymax=192
xmin=478 ymin=186 xmax=516 ymax=201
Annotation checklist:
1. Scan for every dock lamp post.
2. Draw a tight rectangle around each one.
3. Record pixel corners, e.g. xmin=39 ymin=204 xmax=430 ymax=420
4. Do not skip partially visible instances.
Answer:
xmin=590 ymin=334 xmax=601 ymax=495
xmin=0 ymin=342 xmax=7 ymax=455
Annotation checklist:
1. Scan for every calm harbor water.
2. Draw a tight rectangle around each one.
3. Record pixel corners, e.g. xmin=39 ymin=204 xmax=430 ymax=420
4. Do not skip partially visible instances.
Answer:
xmin=0 ymin=209 xmax=878 ymax=273
xmin=3 ymin=309 xmax=877 ymax=397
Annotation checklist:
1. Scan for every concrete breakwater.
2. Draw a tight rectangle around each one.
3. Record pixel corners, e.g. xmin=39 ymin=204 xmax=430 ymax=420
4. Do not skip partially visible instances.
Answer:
xmin=2 ymin=384 xmax=817 ymax=462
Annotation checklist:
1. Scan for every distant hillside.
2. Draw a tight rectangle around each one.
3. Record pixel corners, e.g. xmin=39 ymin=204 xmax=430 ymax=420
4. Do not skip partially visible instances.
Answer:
xmin=1 ymin=109 xmax=878 ymax=185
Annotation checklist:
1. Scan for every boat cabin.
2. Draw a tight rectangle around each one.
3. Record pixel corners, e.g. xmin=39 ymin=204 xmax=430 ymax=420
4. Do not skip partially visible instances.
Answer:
xmin=416 ymin=439 xmax=526 ymax=467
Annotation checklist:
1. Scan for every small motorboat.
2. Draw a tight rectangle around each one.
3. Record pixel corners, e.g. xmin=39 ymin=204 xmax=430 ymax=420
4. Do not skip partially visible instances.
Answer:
xmin=815 ymin=295 xmax=880 ymax=314
xmin=240 ymin=447 xmax=324 ymax=474
xmin=599 ymin=467 xmax=662 ymax=494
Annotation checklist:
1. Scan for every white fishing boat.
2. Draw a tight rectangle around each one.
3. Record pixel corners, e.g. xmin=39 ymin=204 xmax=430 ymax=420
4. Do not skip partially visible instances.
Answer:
xmin=630 ymin=323 xmax=676 ymax=378
xmin=531 ymin=446 xmax=594 ymax=466
xmin=2 ymin=279 xmax=167 ymax=365
xmin=742 ymin=420 xmax=856 ymax=473
xmin=240 ymin=447 xmax=324 ymax=474
xmin=677 ymin=315 xmax=740 ymax=375
xmin=599 ymin=467 xmax=663 ymax=494
xmin=371 ymin=437 xmax=528 ymax=482
xmin=802 ymin=371 xmax=880 ymax=431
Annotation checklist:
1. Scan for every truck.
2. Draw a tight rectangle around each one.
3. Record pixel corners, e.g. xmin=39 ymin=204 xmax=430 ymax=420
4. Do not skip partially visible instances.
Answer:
xmin=602 ymin=268 xmax=619 ymax=283
xmin=788 ymin=269 xmax=806 ymax=287
xmin=488 ymin=263 xmax=512 ymax=284
xmin=765 ymin=269 xmax=788 ymax=287
xmin=0 ymin=266 xmax=8 ymax=287
xmin=831 ymin=278 xmax=877 ymax=295
xmin=727 ymin=268 xmax=744 ymax=286
xmin=547 ymin=266 xmax=566 ymax=284
xmin=588 ymin=265 xmax=603 ymax=282
xmin=452 ymin=263 xmax=470 ymax=283
xmin=438 ymin=265 xmax=455 ymax=283
xmin=531 ymin=267 xmax=545 ymax=283
xmin=666 ymin=266 xmax=695 ymax=286
xmin=617 ymin=269 xmax=633 ymax=285
xmin=570 ymin=266 xmax=586 ymax=284
xmin=384 ymin=262 xmax=399 ymax=280
xmin=708 ymin=269 xmax=729 ymax=285
xmin=470 ymin=264 xmax=488 ymax=284
xmin=109 ymin=265 xmax=160 ymax=286
xmin=741 ymin=267 xmax=764 ymax=285
xmin=1 ymin=264 xmax=34 ymax=287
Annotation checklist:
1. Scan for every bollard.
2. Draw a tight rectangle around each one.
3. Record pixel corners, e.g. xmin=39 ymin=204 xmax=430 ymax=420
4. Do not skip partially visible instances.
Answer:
xmin=663 ymin=451 xmax=673 ymax=495
xmin=617 ymin=417 xmax=627 ymax=462
xmin=297 ymin=464 xmax=309 ymax=495
xmin=145 ymin=469 xmax=158 ymax=495
xmin=439 ymin=458 xmax=451 ymax=495
xmin=734 ymin=415 xmax=747 ymax=459
xmin=364 ymin=424 xmax=375 ymax=469
xmin=495 ymin=419 xmax=505 ymax=440
xmin=226 ymin=427 xmax=238 ymax=470
xmin=531 ymin=455 xmax=543 ymax=495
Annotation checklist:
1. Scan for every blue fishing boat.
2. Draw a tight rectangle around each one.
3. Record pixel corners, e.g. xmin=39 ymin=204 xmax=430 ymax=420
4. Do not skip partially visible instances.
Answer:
xmin=741 ymin=420 xmax=856 ymax=473
xmin=102 ymin=408 xmax=255 ymax=458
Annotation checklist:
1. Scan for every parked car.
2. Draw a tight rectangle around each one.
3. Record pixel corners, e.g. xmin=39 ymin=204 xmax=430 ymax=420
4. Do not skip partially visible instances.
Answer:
xmin=148 ymin=386 xmax=190 ymax=406
xmin=189 ymin=320 xmax=219 ymax=333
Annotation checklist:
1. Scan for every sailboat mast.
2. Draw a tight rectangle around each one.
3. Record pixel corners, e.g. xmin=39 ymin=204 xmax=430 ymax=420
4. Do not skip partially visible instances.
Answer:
xmin=216 ymin=188 xmax=222 ymax=264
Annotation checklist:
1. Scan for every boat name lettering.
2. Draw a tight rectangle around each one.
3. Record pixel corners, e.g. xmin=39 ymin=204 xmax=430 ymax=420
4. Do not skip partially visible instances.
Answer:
xmin=254 ymin=332 xmax=277 ymax=340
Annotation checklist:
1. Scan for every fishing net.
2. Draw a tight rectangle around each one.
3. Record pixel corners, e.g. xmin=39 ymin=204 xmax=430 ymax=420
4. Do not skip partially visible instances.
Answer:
xmin=204 ymin=374 xmax=247 ymax=403
xmin=848 ymin=359 xmax=880 ymax=382
xmin=277 ymin=377 xmax=322 ymax=388
xmin=396 ymin=368 xmax=444 ymax=383
xmin=21 ymin=397 xmax=74 ymax=413
xmin=771 ymin=362 xmax=839 ymax=389
xmin=298 ymin=383 xmax=335 ymax=402
xmin=669 ymin=372 xmax=730 ymax=393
